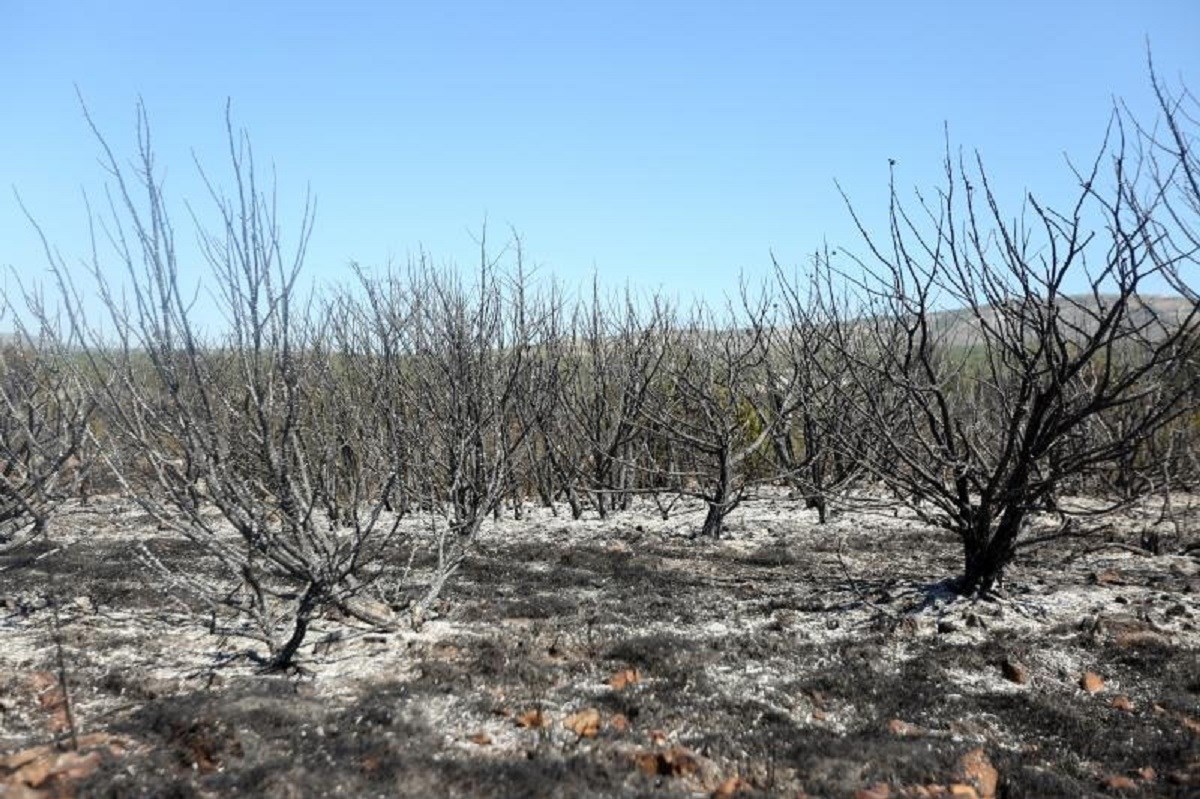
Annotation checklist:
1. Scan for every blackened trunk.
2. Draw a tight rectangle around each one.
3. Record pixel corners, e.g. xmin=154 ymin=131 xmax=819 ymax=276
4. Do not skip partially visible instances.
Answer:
xmin=510 ymin=485 xmax=523 ymax=520
xmin=699 ymin=501 xmax=726 ymax=539
xmin=805 ymin=494 xmax=828 ymax=524
xmin=264 ymin=582 xmax=321 ymax=672
xmin=698 ymin=452 xmax=733 ymax=539
xmin=534 ymin=470 xmax=554 ymax=509
xmin=567 ymin=486 xmax=584 ymax=520
xmin=593 ymin=489 xmax=608 ymax=519
xmin=957 ymin=510 xmax=1023 ymax=596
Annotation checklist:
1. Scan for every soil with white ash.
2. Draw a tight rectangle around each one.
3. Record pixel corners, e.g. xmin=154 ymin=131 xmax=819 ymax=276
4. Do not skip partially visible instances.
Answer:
xmin=1 ymin=494 xmax=1199 ymax=798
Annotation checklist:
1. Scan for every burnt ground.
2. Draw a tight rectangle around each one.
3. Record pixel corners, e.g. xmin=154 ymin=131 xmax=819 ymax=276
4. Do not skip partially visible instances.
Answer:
xmin=1 ymin=494 xmax=1198 ymax=798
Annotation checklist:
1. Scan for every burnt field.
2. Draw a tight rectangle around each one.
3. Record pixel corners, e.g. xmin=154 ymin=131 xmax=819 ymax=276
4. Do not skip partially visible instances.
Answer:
xmin=2 ymin=494 xmax=1198 ymax=798
xmin=3 ymin=21 xmax=1200 ymax=799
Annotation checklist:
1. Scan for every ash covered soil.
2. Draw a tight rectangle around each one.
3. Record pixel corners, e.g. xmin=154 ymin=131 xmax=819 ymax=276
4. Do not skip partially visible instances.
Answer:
xmin=1 ymin=494 xmax=1198 ymax=798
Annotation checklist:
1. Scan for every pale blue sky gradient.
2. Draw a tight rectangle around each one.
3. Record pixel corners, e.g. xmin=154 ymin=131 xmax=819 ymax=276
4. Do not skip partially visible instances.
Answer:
xmin=3 ymin=1 xmax=1197 ymax=307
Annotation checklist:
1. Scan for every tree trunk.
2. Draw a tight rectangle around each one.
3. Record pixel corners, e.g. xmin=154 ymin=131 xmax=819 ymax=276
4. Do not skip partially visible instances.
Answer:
xmin=592 ymin=460 xmax=610 ymax=519
xmin=593 ymin=490 xmax=608 ymax=519
xmin=510 ymin=484 xmax=523 ymax=520
xmin=957 ymin=510 xmax=1022 ymax=596
xmin=805 ymin=494 xmax=828 ymax=524
xmin=264 ymin=582 xmax=321 ymax=672
xmin=567 ymin=486 xmax=584 ymax=520
xmin=697 ymin=452 xmax=733 ymax=539
xmin=699 ymin=501 xmax=727 ymax=539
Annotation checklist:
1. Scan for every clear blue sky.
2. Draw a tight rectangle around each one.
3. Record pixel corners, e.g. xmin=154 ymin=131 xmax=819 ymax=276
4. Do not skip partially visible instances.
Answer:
xmin=3 ymin=1 xmax=1197 ymax=310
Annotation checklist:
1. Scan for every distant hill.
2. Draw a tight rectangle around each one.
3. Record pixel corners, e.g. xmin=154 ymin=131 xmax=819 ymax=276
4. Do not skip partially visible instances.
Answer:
xmin=927 ymin=294 xmax=1196 ymax=348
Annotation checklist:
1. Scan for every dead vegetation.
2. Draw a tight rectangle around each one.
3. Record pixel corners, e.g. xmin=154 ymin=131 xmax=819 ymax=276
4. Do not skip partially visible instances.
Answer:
xmin=2 ymin=61 xmax=1199 ymax=798
xmin=2 ymin=494 xmax=1199 ymax=797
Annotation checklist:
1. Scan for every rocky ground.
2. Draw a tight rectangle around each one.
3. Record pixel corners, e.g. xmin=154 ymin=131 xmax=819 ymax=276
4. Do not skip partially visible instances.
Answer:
xmin=1 ymin=493 xmax=1198 ymax=798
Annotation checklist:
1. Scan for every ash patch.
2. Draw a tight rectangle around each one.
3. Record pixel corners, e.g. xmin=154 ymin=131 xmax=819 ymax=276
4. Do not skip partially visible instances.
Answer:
xmin=3 ymin=493 xmax=1198 ymax=797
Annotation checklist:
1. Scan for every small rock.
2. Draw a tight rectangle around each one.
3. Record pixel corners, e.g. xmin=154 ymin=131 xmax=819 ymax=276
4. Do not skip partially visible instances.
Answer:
xmin=1 ymin=745 xmax=55 ymax=772
xmin=0 ymin=782 xmax=43 ymax=799
xmin=71 ymin=595 xmax=96 ymax=614
xmin=956 ymin=748 xmax=998 ymax=799
xmin=1000 ymin=658 xmax=1028 ymax=685
xmin=1103 ymin=774 xmax=1138 ymax=791
xmin=633 ymin=745 xmax=701 ymax=778
xmin=563 ymin=707 xmax=602 ymax=738
xmin=609 ymin=668 xmax=640 ymax=691
xmin=712 ymin=776 xmax=749 ymax=798
xmin=16 ymin=750 xmax=103 ymax=789
xmin=1080 ymin=672 xmax=1105 ymax=693
xmin=1111 ymin=695 xmax=1134 ymax=712
xmin=514 ymin=709 xmax=548 ymax=729
xmin=886 ymin=718 xmax=925 ymax=737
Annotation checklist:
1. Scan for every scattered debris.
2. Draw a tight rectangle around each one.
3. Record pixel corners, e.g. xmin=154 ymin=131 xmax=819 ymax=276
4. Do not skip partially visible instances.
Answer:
xmin=1 ymin=493 xmax=1197 ymax=796
xmin=608 ymin=667 xmax=640 ymax=691
xmin=955 ymin=749 xmax=998 ymax=799
xmin=563 ymin=708 xmax=602 ymax=738
xmin=887 ymin=718 xmax=926 ymax=737
xmin=1000 ymin=657 xmax=1028 ymax=685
